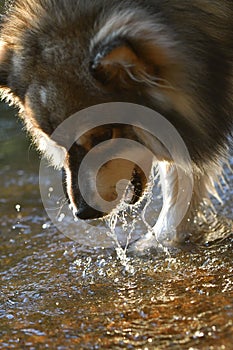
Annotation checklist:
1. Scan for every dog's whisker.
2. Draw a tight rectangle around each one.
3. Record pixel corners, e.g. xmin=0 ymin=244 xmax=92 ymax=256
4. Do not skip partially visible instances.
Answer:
xmin=123 ymin=66 xmax=175 ymax=90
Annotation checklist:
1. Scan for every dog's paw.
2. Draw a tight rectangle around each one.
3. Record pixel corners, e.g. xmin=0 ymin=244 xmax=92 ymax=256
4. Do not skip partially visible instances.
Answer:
xmin=127 ymin=231 xmax=168 ymax=256
xmin=128 ymin=230 xmax=197 ymax=256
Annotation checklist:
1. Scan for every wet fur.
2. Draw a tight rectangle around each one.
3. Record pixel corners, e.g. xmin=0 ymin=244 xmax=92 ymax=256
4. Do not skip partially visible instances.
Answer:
xmin=0 ymin=0 xmax=232 ymax=249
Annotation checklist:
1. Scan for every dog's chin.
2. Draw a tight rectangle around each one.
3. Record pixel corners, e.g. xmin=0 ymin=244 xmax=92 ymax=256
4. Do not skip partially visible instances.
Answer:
xmin=75 ymin=203 xmax=105 ymax=221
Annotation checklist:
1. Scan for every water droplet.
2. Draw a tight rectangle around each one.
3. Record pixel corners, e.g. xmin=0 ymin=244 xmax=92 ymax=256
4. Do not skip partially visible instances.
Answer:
xmin=15 ymin=204 xmax=21 ymax=212
xmin=42 ymin=222 xmax=50 ymax=229
xmin=6 ymin=314 xmax=14 ymax=320
xmin=58 ymin=213 xmax=65 ymax=222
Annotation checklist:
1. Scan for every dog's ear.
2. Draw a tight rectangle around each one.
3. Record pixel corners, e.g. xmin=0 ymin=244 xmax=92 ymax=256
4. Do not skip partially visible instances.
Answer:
xmin=90 ymin=38 xmax=158 ymax=86
xmin=0 ymin=41 xmax=12 ymax=87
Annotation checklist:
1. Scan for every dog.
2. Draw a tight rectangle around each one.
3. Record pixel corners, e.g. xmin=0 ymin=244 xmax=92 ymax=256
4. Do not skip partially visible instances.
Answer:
xmin=0 ymin=0 xmax=232 ymax=251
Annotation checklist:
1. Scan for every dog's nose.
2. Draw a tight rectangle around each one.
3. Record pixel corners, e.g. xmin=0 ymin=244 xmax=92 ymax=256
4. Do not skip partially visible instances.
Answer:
xmin=75 ymin=202 xmax=104 ymax=220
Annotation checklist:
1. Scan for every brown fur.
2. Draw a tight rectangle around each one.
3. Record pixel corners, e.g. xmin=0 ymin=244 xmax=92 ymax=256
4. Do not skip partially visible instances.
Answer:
xmin=0 ymin=0 xmax=232 ymax=248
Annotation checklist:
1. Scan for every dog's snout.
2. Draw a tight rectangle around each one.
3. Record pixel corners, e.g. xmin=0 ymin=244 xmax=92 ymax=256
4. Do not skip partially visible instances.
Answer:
xmin=75 ymin=201 xmax=104 ymax=220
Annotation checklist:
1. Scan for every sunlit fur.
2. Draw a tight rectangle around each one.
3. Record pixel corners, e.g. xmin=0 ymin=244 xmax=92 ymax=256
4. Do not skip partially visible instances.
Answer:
xmin=0 ymin=0 xmax=232 ymax=249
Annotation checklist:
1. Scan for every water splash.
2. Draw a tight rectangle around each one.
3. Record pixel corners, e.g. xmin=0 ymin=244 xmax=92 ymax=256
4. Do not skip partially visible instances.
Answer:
xmin=106 ymin=206 xmax=136 ymax=274
xmin=105 ymin=163 xmax=163 ymax=269
xmin=105 ymin=159 xmax=232 ymax=265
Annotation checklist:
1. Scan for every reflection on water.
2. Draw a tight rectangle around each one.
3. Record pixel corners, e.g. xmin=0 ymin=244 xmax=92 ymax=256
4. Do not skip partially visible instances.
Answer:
xmin=0 ymin=103 xmax=232 ymax=349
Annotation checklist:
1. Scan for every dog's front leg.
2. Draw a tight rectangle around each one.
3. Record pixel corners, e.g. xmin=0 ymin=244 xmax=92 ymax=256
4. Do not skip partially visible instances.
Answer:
xmin=132 ymin=161 xmax=194 ymax=252
xmin=132 ymin=159 xmax=224 ymax=253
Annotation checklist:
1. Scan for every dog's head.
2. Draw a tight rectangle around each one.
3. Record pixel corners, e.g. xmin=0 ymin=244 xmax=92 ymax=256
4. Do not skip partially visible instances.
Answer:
xmin=1 ymin=0 xmax=229 ymax=219
xmin=0 ymin=1 xmax=191 ymax=219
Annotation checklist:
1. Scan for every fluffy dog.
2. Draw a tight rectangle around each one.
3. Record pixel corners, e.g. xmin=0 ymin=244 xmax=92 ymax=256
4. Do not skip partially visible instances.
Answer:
xmin=0 ymin=0 xmax=232 ymax=251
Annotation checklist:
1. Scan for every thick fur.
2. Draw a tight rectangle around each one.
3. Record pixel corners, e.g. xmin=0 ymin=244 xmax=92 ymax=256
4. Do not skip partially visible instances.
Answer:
xmin=0 ymin=0 xmax=232 ymax=249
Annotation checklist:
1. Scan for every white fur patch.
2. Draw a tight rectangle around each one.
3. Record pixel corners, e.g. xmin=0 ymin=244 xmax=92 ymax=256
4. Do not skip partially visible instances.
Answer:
xmin=63 ymin=162 xmax=78 ymax=216
xmin=38 ymin=134 xmax=66 ymax=170
xmin=39 ymin=87 xmax=48 ymax=106
xmin=12 ymin=54 xmax=23 ymax=75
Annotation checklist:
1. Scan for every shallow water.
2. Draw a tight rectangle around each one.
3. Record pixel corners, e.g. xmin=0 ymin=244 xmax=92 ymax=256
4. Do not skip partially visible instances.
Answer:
xmin=0 ymin=104 xmax=233 ymax=349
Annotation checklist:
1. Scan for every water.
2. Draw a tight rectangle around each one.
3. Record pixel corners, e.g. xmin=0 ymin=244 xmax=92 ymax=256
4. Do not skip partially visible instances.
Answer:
xmin=0 ymin=103 xmax=233 ymax=349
